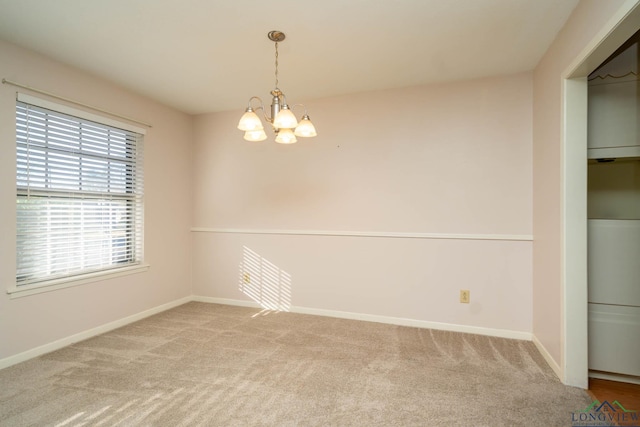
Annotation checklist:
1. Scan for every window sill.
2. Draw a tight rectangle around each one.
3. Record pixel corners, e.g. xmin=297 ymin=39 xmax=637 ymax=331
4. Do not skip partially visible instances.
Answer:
xmin=6 ymin=264 xmax=150 ymax=299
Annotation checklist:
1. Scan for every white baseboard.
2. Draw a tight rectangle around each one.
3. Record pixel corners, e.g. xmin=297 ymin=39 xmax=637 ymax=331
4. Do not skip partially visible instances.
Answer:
xmin=0 ymin=296 xmax=192 ymax=370
xmin=532 ymin=334 xmax=563 ymax=381
xmin=193 ymin=296 xmax=532 ymax=341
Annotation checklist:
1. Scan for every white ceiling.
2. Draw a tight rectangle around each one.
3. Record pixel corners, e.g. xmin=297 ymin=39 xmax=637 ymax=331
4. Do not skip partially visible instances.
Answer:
xmin=0 ymin=0 xmax=579 ymax=115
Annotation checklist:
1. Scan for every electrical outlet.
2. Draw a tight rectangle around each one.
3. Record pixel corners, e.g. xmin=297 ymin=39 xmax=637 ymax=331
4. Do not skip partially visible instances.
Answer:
xmin=243 ymin=272 xmax=251 ymax=283
xmin=460 ymin=290 xmax=470 ymax=304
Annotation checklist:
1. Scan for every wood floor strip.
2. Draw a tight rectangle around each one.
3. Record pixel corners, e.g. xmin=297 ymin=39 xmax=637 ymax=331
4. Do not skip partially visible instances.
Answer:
xmin=588 ymin=379 xmax=640 ymax=427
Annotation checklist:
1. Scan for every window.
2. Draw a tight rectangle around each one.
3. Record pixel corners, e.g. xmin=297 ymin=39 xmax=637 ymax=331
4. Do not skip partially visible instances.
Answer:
xmin=15 ymin=94 xmax=145 ymax=291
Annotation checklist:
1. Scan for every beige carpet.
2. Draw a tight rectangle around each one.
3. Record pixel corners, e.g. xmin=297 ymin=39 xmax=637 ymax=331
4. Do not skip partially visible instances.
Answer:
xmin=0 ymin=302 xmax=590 ymax=426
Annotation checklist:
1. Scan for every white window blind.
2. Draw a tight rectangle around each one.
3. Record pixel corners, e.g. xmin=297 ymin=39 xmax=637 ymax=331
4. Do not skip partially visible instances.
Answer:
xmin=16 ymin=95 xmax=145 ymax=287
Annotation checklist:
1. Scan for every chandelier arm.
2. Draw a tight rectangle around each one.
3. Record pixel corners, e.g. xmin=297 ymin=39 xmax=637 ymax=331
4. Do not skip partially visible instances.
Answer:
xmin=247 ymin=96 xmax=273 ymax=122
xmin=247 ymin=96 xmax=263 ymax=109
xmin=290 ymin=103 xmax=309 ymax=116
xmin=280 ymin=93 xmax=290 ymax=107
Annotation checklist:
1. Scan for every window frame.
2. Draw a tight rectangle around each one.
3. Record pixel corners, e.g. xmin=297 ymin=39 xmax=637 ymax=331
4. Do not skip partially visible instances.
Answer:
xmin=8 ymin=93 xmax=148 ymax=299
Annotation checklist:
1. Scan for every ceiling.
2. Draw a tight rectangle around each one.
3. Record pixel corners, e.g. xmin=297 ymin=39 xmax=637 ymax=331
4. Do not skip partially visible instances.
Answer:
xmin=0 ymin=0 xmax=579 ymax=115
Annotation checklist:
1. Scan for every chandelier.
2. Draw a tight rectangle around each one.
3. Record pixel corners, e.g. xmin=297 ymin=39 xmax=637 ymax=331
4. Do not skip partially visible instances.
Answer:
xmin=237 ymin=31 xmax=317 ymax=144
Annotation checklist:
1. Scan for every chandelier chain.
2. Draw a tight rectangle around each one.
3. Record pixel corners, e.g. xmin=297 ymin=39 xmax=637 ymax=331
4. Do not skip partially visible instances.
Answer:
xmin=274 ymin=42 xmax=279 ymax=89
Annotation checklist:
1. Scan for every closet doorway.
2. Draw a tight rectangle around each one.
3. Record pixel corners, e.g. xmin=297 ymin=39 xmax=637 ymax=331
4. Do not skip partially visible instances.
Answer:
xmin=587 ymin=30 xmax=640 ymax=384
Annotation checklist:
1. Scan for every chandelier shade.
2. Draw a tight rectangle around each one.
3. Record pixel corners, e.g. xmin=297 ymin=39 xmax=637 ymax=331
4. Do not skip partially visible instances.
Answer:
xmin=237 ymin=108 xmax=264 ymax=131
xmin=237 ymin=31 xmax=317 ymax=144
xmin=273 ymin=106 xmax=298 ymax=129
xmin=294 ymin=115 xmax=317 ymax=137
xmin=244 ymin=129 xmax=268 ymax=141
xmin=275 ymin=128 xmax=297 ymax=144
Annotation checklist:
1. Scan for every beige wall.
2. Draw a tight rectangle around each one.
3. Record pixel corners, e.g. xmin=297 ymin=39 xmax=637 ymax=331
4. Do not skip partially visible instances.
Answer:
xmin=192 ymin=73 xmax=534 ymax=335
xmin=0 ymin=40 xmax=193 ymax=361
xmin=194 ymin=75 xmax=532 ymax=234
xmin=532 ymin=0 xmax=632 ymax=374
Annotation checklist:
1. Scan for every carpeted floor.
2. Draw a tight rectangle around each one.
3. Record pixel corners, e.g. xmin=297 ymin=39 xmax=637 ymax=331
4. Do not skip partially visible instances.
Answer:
xmin=0 ymin=302 xmax=590 ymax=426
